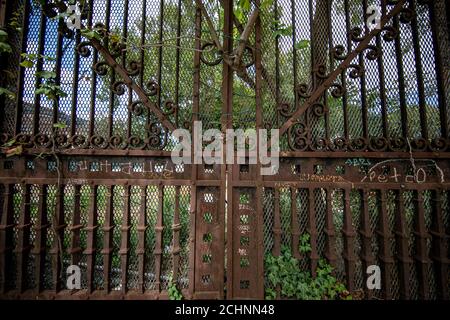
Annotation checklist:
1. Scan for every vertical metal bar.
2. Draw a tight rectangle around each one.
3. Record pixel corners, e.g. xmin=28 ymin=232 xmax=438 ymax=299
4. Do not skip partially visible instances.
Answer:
xmin=105 ymin=0 xmax=115 ymax=140
xmin=394 ymin=190 xmax=412 ymax=299
xmin=341 ymin=0 xmax=351 ymax=139
xmin=291 ymin=188 xmax=300 ymax=258
xmin=102 ymin=185 xmax=114 ymax=293
xmin=122 ymin=0 xmax=132 ymax=141
xmin=154 ymin=185 xmax=164 ymax=294
xmin=119 ymin=184 xmax=131 ymax=294
xmin=376 ymin=0 xmax=388 ymax=138
xmin=32 ymin=12 xmax=47 ymax=136
xmin=360 ymin=0 xmax=369 ymax=139
xmin=413 ymin=190 xmax=431 ymax=299
xmin=87 ymin=0 xmax=97 ymax=139
xmin=324 ymin=0 xmax=333 ymax=140
xmin=70 ymin=30 xmax=81 ymax=137
xmin=308 ymin=187 xmax=319 ymax=275
xmin=69 ymin=185 xmax=82 ymax=267
xmin=409 ymin=0 xmax=428 ymax=139
xmin=14 ymin=0 xmax=30 ymax=136
xmin=255 ymin=4 xmax=264 ymax=298
xmin=16 ymin=184 xmax=31 ymax=293
xmin=274 ymin=0 xmax=280 ymax=126
xmin=157 ymin=0 xmax=165 ymax=111
xmin=32 ymin=185 xmax=48 ymax=293
xmin=359 ymin=189 xmax=375 ymax=298
xmin=273 ymin=188 xmax=281 ymax=256
xmin=291 ymin=0 xmax=298 ymax=111
xmin=342 ymin=188 xmax=356 ymax=292
xmin=0 ymin=184 xmax=14 ymax=293
xmin=428 ymin=2 xmax=449 ymax=137
xmin=377 ymin=190 xmax=393 ymax=299
xmin=188 ymin=3 xmax=201 ymax=299
xmin=136 ymin=186 xmax=147 ymax=294
xmin=393 ymin=15 xmax=409 ymax=139
xmin=172 ymin=186 xmax=181 ymax=281
xmin=0 ymin=0 xmax=7 ymax=27
xmin=139 ymin=0 xmax=147 ymax=88
xmin=430 ymin=190 xmax=449 ymax=299
xmin=85 ymin=185 xmax=98 ymax=293
xmin=221 ymin=0 xmax=233 ymax=300
xmin=324 ymin=188 xmax=337 ymax=269
xmin=174 ymin=0 xmax=182 ymax=127
xmin=51 ymin=184 xmax=66 ymax=292
xmin=52 ymin=29 xmax=64 ymax=132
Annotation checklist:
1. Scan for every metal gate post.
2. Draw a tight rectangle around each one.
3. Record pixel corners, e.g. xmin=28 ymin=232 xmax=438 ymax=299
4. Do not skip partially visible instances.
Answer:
xmin=223 ymin=0 xmax=234 ymax=300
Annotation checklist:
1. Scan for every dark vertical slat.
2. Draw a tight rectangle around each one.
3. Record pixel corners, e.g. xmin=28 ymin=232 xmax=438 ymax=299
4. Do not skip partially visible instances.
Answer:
xmin=324 ymin=188 xmax=337 ymax=269
xmin=102 ymin=185 xmax=114 ymax=293
xmin=14 ymin=0 xmax=30 ymax=136
xmin=105 ymin=0 xmax=115 ymax=140
xmin=119 ymin=185 xmax=131 ymax=294
xmin=308 ymin=187 xmax=319 ymax=275
xmin=188 ymin=4 xmax=201 ymax=299
xmin=324 ymin=0 xmax=332 ymax=140
xmin=32 ymin=12 xmax=47 ymax=136
xmin=52 ymin=29 xmax=64 ymax=131
xmin=174 ymin=0 xmax=182 ymax=127
xmin=377 ymin=0 xmax=389 ymax=138
xmin=156 ymin=0 xmax=164 ymax=111
xmin=428 ymin=2 xmax=449 ymax=137
xmin=359 ymin=189 xmax=375 ymax=299
xmin=414 ymin=190 xmax=431 ymax=299
xmin=255 ymin=7 xmax=264 ymax=298
xmin=50 ymin=184 xmax=66 ymax=292
xmin=220 ymin=0 xmax=233 ymax=300
xmin=409 ymin=0 xmax=428 ymax=139
xmin=172 ymin=186 xmax=181 ymax=282
xmin=274 ymin=0 xmax=280 ymax=126
xmin=154 ymin=185 xmax=164 ymax=294
xmin=69 ymin=185 xmax=82 ymax=268
xmin=394 ymin=190 xmax=412 ymax=299
xmin=87 ymin=0 xmax=97 ymax=139
xmin=15 ymin=184 xmax=31 ymax=293
xmin=429 ymin=190 xmax=449 ymax=299
xmin=341 ymin=0 xmax=351 ymax=139
xmin=84 ymin=185 xmax=98 ymax=293
xmin=31 ymin=185 xmax=48 ymax=293
xmin=393 ymin=15 xmax=409 ymax=139
xmin=0 ymin=184 xmax=15 ymax=293
xmin=70 ymin=30 xmax=81 ymax=137
xmin=136 ymin=186 xmax=147 ymax=294
xmin=291 ymin=188 xmax=300 ymax=258
xmin=377 ymin=190 xmax=393 ymax=299
xmin=342 ymin=188 xmax=356 ymax=292
xmin=139 ymin=0 xmax=147 ymax=88
xmin=272 ymin=188 xmax=281 ymax=256
xmin=360 ymin=0 xmax=369 ymax=139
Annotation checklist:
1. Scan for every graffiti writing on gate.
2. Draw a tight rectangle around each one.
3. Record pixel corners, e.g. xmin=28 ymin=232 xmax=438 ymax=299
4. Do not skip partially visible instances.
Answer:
xmin=74 ymin=159 xmax=176 ymax=179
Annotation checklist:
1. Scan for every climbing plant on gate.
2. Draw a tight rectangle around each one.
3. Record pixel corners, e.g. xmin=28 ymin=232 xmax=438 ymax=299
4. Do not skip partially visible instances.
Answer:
xmin=264 ymin=233 xmax=352 ymax=300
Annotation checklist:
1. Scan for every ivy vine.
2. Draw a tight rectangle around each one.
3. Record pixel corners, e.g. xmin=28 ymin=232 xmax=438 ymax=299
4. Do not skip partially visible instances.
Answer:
xmin=265 ymin=233 xmax=352 ymax=300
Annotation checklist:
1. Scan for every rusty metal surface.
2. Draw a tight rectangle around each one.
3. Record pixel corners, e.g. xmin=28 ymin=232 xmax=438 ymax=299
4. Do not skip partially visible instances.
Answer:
xmin=0 ymin=0 xmax=449 ymax=300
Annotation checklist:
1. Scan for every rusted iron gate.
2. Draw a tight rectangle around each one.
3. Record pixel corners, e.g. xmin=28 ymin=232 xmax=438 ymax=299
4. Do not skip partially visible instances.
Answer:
xmin=0 ymin=0 xmax=449 ymax=300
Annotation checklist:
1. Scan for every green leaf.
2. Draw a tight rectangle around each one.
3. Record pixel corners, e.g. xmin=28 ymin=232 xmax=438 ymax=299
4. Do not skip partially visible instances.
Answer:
xmin=0 ymin=87 xmax=15 ymax=99
xmin=53 ymin=123 xmax=67 ymax=129
xmin=36 ymin=70 xmax=57 ymax=79
xmin=295 ymin=40 xmax=310 ymax=50
xmin=0 ymin=42 xmax=12 ymax=54
xmin=20 ymin=60 xmax=34 ymax=68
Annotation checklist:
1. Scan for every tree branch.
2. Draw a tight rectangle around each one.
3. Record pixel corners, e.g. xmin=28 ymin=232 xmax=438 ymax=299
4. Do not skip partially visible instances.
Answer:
xmin=233 ymin=7 xmax=259 ymax=68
